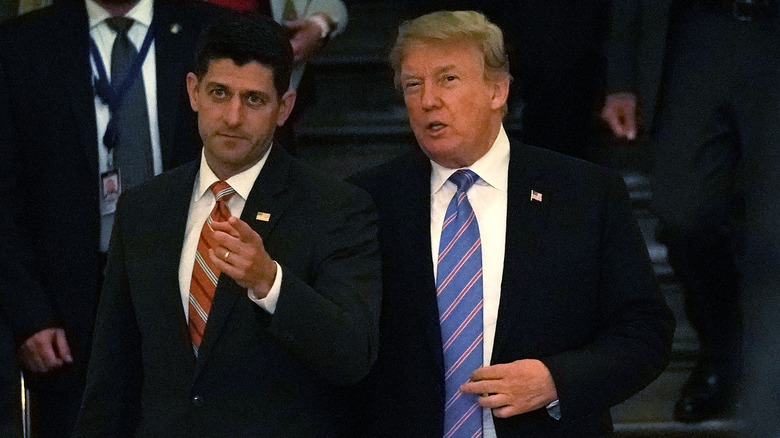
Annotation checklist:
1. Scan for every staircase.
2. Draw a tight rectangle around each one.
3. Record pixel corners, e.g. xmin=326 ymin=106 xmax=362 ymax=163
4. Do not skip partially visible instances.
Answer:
xmin=297 ymin=2 xmax=740 ymax=436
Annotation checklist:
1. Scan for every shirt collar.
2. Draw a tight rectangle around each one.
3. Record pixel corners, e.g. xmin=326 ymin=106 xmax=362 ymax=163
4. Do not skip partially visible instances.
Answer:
xmin=194 ymin=145 xmax=274 ymax=203
xmin=86 ymin=0 xmax=154 ymax=30
xmin=430 ymin=124 xmax=510 ymax=194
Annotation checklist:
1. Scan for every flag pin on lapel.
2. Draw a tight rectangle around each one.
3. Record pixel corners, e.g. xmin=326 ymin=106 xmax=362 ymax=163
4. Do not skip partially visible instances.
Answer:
xmin=530 ymin=190 xmax=543 ymax=202
xmin=256 ymin=212 xmax=271 ymax=222
xmin=170 ymin=23 xmax=181 ymax=34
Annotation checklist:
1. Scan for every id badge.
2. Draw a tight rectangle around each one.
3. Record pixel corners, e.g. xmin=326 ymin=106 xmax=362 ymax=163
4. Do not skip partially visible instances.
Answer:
xmin=99 ymin=169 xmax=121 ymax=216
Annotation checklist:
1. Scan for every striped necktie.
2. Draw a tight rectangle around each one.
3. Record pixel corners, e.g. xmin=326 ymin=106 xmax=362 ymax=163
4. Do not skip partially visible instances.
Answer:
xmin=437 ymin=169 xmax=484 ymax=438
xmin=189 ymin=181 xmax=235 ymax=355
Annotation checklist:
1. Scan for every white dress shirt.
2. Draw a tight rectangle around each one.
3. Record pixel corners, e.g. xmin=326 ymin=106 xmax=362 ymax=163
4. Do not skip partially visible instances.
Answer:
xmin=430 ymin=126 xmax=560 ymax=434
xmin=87 ymin=0 xmax=163 ymax=251
xmin=430 ymin=125 xmax=509 ymax=437
xmin=178 ymin=148 xmax=283 ymax=319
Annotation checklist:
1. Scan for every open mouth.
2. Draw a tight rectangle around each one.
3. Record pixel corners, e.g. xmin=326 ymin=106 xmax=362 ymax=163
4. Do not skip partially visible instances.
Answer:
xmin=427 ymin=122 xmax=446 ymax=132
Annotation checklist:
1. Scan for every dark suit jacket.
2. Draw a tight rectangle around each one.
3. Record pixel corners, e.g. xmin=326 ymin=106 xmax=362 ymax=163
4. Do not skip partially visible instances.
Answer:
xmin=0 ymin=0 xmax=226 ymax=392
xmin=606 ymin=0 xmax=672 ymax=129
xmin=73 ymin=146 xmax=381 ymax=437
xmin=352 ymin=140 xmax=674 ymax=437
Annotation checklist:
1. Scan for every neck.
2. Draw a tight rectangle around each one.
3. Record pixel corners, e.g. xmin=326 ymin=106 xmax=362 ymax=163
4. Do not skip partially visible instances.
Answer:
xmin=94 ymin=0 xmax=140 ymax=17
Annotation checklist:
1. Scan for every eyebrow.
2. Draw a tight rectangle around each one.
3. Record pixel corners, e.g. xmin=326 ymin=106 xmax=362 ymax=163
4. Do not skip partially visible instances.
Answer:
xmin=401 ymin=65 xmax=457 ymax=80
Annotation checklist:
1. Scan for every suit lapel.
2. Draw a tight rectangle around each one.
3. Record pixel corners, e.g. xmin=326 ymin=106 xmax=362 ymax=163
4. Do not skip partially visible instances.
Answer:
xmin=154 ymin=163 xmax=201 ymax=369
xmin=492 ymin=141 xmax=552 ymax=362
xmin=58 ymin=2 xmax=100 ymax=180
xmin=394 ymin=155 xmax=446 ymax=376
xmin=193 ymin=146 xmax=292 ymax=377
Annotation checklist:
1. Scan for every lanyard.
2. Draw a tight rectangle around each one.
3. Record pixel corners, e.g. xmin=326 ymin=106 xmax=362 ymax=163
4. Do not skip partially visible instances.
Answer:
xmin=90 ymin=20 xmax=155 ymax=150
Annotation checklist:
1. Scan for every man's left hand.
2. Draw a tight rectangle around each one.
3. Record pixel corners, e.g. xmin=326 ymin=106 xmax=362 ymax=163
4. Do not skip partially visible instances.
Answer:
xmin=284 ymin=15 xmax=328 ymax=63
xmin=209 ymin=216 xmax=277 ymax=298
xmin=460 ymin=359 xmax=558 ymax=418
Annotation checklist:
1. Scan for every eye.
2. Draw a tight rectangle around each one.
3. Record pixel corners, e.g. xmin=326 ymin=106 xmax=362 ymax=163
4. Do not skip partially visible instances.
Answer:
xmin=210 ymin=87 xmax=227 ymax=99
xmin=246 ymin=94 xmax=265 ymax=106
xmin=403 ymin=80 xmax=421 ymax=90
xmin=441 ymin=74 xmax=459 ymax=85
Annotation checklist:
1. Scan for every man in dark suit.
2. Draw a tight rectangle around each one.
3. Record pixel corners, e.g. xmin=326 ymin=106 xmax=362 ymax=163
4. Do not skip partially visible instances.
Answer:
xmin=73 ymin=14 xmax=380 ymax=437
xmin=602 ymin=1 xmax=780 ymax=429
xmin=0 ymin=0 xmax=225 ymax=435
xmin=352 ymin=11 xmax=674 ymax=437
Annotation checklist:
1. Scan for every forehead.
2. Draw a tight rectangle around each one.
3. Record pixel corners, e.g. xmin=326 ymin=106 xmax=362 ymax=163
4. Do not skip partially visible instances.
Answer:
xmin=400 ymin=39 xmax=484 ymax=75
xmin=202 ymin=58 xmax=276 ymax=92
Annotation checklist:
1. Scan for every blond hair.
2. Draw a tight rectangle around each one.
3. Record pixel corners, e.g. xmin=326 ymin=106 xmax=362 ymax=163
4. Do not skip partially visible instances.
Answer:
xmin=389 ymin=10 xmax=511 ymax=89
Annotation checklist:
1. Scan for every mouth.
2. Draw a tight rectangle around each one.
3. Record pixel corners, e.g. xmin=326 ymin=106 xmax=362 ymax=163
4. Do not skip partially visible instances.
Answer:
xmin=425 ymin=122 xmax=447 ymax=133
xmin=216 ymin=132 xmax=247 ymax=141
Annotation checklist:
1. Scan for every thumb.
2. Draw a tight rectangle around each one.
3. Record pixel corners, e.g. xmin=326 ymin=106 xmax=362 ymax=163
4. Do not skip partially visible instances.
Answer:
xmin=54 ymin=329 xmax=73 ymax=363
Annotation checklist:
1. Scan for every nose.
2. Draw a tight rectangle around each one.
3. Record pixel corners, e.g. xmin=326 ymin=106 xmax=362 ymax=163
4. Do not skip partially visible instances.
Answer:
xmin=223 ymin=97 xmax=243 ymax=127
xmin=420 ymin=83 xmax=441 ymax=111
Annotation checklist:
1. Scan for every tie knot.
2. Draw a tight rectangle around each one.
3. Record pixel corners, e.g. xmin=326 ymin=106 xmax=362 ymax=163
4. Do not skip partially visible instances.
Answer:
xmin=210 ymin=181 xmax=236 ymax=202
xmin=448 ymin=169 xmax=479 ymax=193
xmin=106 ymin=16 xmax=134 ymax=36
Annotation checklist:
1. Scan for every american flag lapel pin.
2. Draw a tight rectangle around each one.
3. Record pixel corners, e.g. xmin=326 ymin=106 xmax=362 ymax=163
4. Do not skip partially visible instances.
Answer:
xmin=255 ymin=212 xmax=271 ymax=222
xmin=530 ymin=190 xmax=543 ymax=202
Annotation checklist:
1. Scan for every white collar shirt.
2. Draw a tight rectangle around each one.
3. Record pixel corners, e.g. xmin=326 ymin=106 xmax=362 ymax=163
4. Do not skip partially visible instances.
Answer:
xmin=178 ymin=147 xmax=282 ymax=320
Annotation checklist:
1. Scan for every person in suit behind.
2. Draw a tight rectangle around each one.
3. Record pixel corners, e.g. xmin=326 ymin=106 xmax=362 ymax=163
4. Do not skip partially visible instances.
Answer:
xmin=351 ymin=10 xmax=675 ymax=437
xmin=73 ymin=13 xmax=381 ymax=437
xmin=601 ymin=1 xmax=780 ymax=430
xmin=0 ymin=0 xmax=226 ymax=436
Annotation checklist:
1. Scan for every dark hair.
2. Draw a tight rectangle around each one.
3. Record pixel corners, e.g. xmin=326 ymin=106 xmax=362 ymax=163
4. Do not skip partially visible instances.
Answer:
xmin=192 ymin=13 xmax=294 ymax=97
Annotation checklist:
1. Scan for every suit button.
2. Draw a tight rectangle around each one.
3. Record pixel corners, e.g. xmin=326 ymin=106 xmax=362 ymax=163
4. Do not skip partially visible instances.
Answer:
xmin=192 ymin=395 xmax=204 ymax=407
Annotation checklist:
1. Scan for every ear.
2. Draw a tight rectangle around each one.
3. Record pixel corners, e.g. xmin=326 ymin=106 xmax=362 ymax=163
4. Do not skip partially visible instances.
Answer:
xmin=276 ymin=89 xmax=297 ymax=127
xmin=186 ymin=72 xmax=200 ymax=111
xmin=489 ymin=75 xmax=510 ymax=111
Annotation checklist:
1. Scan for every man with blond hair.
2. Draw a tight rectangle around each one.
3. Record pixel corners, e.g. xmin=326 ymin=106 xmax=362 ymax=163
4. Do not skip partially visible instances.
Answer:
xmin=352 ymin=10 xmax=674 ymax=437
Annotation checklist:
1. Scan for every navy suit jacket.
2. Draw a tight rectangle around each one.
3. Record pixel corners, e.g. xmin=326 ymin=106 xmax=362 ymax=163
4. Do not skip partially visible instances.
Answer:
xmin=74 ymin=146 xmax=382 ymax=437
xmin=352 ymin=140 xmax=674 ymax=437
xmin=0 ymin=0 xmax=226 ymax=391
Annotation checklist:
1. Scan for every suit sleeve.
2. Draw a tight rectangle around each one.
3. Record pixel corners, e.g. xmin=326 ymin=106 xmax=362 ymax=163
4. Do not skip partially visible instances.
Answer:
xmin=73 ymin=197 xmax=143 ymax=438
xmin=265 ymin=184 xmax=381 ymax=386
xmin=540 ymin=172 xmax=675 ymax=421
xmin=606 ymin=0 xmax=642 ymax=92
xmin=0 ymin=58 xmax=59 ymax=346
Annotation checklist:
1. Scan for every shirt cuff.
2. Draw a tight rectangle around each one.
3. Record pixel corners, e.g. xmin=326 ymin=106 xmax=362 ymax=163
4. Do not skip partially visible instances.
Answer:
xmin=546 ymin=399 xmax=561 ymax=420
xmin=247 ymin=262 xmax=282 ymax=314
xmin=307 ymin=14 xmax=331 ymax=39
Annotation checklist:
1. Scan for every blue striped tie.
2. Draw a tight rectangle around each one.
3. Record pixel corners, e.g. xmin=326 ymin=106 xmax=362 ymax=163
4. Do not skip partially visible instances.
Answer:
xmin=437 ymin=169 xmax=483 ymax=438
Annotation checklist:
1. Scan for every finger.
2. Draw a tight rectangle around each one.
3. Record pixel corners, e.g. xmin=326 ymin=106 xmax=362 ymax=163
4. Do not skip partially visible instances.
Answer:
xmin=460 ymin=379 xmax=498 ymax=395
xmin=209 ymin=248 xmax=248 ymax=282
xmin=492 ymin=405 xmax=522 ymax=419
xmin=210 ymin=220 xmax=240 ymax=238
xmin=38 ymin=341 xmax=63 ymax=370
xmin=602 ymin=110 xmax=624 ymax=137
xmin=477 ymin=393 xmax=511 ymax=409
xmin=283 ymin=19 xmax=307 ymax=30
xmin=53 ymin=329 xmax=73 ymax=363
xmin=624 ymin=112 xmax=637 ymax=140
xmin=227 ymin=216 xmax=261 ymax=244
xmin=469 ymin=363 xmax=506 ymax=381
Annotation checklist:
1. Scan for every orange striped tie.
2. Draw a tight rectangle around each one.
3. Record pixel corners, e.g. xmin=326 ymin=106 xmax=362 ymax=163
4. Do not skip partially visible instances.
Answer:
xmin=189 ymin=181 xmax=235 ymax=354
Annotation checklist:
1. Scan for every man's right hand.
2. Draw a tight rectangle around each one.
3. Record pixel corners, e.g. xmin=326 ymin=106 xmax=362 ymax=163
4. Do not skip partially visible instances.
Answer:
xmin=19 ymin=328 xmax=73 ymax=373
xmin=601 ymin=92 xmax=638 ymax=140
